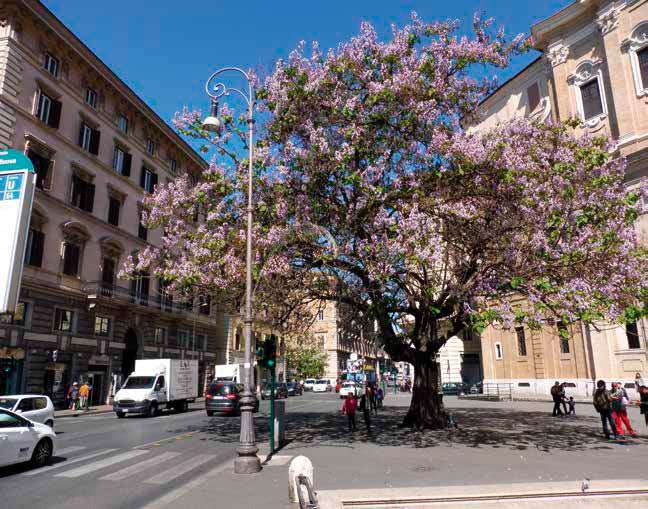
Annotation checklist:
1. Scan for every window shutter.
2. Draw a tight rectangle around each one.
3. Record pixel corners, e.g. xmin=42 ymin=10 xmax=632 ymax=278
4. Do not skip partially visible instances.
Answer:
xmin=71 ymin=175 xmax=81 ymax=206
xmin=32 ymin=230 xmax=45 ymax=267
xmin=63 ymin=243 xmax=74 ymax=275
xmin=122 ymin=152 xmax=132 ymax=177
xmin=140 ymin=167 xmax=146 ymax=188
xmin=151 ymin=172 xmax=158 ymax=192
xmin=84 ymin=182 xmax=95 ymax=212
xmin=89 ymin=128 xmax=101 ymax=155
xmin=48 ymin=99 xmax=62 ymax=128
xmin=78 ymin=124 xmax=86 ymax=147
xmin=102 ymin=258 xmax=115 ymax=284
xmin=141 ymin=275 xmax=150 ymax=297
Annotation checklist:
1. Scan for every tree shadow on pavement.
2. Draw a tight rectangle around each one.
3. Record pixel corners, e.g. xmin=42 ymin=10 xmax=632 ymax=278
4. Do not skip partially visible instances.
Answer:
xmin=172 ymin=405 xmax=648 ymax=454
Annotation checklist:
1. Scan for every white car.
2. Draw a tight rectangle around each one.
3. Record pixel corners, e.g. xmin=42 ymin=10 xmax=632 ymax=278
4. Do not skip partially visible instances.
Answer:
xmin=0 ymin=408 xmax=56 ymax=468
xmin=303 ymin=379 xmax=316 ymax=391
xmin=312 ymin=379 xmax=331 ymax=392
xmin=0 ymin=395 xmax=55 ymax=428
xmin=339 ymin=382 xmax=361 ymax=399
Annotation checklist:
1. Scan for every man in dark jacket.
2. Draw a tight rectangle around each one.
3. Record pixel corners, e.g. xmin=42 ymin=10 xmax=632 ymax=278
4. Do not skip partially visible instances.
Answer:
xmin=593 ymin=380 xmax=618 ymax=439
xmin=550 ymin=381 xmax=563 ymax=417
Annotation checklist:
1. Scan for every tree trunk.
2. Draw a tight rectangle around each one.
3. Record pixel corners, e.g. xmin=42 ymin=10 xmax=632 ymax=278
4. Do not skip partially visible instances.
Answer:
xmin=401 ymin=356 xmax=446 ymax=429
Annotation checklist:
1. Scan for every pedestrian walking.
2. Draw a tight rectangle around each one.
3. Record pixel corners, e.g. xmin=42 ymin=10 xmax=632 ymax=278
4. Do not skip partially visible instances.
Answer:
xmin=367 ymin=386 xmax=378 ymax=415
xmin=376 ymin=387 xmax=384 ymax=408
xmin=593 ymin=380 xmax=618 ymax=439
xmin=611 ymin=382 xmax=636 ymax=437
xmin=560 ymin=383 xmax=569 ymax=415
xmin=550 ymin=381 xmax=563 ymax=417
xmin=359 ymin=391 xmax=372 ymax=432
xmin=79 ymin=381 xmax=90 ymax=411
xmin=341 ymin=393 xmax=357 ymax=432
xmin=69 ymin=382 xmax=79 ymax=410
xmin=567 ymin=397 xmax=576 ymax=415
xmin=635 ymin=373 xmax=648 ymax=427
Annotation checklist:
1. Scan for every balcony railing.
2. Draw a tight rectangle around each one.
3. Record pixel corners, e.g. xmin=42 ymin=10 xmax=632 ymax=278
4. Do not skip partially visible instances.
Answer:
xmin=83 ymin=282 xmax=184 ymax=313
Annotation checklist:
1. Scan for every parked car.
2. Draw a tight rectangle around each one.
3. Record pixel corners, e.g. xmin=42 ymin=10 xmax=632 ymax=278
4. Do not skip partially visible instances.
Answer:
xmin=205 ymin=382 xmax=259 ymax=416
xmin=286 ymin=382 xmax=303 ymax=396
xmin=0 ymin=395 xmax=55 ymax=428
xmin=469 ymin=383 xmax=483 ymax=394
xmin=339 ymin=382 xmax=361 ymax=399
xmin=441 ymin=383 xmax=467 ymax=396
xmin=0 ymin=408 xmax=57 ymax=469
xmin=260 ymin=383 xmax=289 ymax=400
xmin=312 ymin=379 xmax=331 ymax=393
xmin=303 ymin=379 xmax=316 ymax=391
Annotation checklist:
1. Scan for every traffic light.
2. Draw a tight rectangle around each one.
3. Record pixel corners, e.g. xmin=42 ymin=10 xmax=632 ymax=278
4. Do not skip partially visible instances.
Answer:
xmin=256 ymin=336 xmax=277 ymax=370
xmin=0 ymin=357 xmax=16 ymax=376
xmin=264 ymin=336 xmax=277 ymax=370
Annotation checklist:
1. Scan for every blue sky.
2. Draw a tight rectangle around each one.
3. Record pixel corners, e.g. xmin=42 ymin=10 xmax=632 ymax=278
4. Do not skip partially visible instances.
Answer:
xmin=44 ymin=0 xmax=570 ymax=130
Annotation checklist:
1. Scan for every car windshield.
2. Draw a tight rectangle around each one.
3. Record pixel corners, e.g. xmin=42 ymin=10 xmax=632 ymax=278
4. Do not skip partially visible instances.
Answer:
xmin=316 ymin=380 xmax=327 ymax=384
xmin=122 ymin=376 xmax=156 ymax=389
xmin=208 ymin=384 xmax=235 ymax=396
xmin=305 ymin=379 xmax=315 ymax=384
xmin=0 ymin=397 xmax=17 ymax=410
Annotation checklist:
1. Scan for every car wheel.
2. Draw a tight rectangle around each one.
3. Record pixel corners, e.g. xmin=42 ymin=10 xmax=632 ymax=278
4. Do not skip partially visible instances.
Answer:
xmin=116 ymin=411 xmax=125 ymax=419
xmin=45 ymin=419 xmax=54 ymax=429
xmin=206 ymin=410 xmax=214 ymax=417
xmin=30 ymin=438 xmax=52 ymax=468
xmin=147 ymin=402 xmax=158 ymax=418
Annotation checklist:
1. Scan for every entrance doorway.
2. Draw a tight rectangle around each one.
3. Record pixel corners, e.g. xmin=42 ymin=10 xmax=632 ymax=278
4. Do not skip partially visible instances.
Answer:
xmin=122 ymin=328 xmax=139 ymax=377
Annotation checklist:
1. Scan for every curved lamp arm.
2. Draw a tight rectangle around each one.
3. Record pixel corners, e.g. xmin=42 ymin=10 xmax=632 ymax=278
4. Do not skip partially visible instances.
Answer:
xmin=204 ymin=66 xmax=254 ymax=109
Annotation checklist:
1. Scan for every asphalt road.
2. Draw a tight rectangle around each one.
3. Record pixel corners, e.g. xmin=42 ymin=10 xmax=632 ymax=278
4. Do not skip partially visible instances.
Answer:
xmin=0 ymin=392 xmax=336 ymax=509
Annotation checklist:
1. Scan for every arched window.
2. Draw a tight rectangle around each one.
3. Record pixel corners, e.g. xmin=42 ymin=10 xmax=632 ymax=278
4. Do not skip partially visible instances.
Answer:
xmin=623 ymin=22 xmax=648 ymax=97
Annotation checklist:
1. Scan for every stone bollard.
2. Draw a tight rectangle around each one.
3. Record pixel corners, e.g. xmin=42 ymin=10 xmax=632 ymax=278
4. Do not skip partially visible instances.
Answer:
xmin=288 ymin=455 xmax=314 ymax=503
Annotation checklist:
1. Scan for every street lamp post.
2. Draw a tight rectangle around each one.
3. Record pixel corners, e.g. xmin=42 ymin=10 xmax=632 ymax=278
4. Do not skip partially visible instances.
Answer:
xmin=202 ymin=67 xmax=260 ymax=474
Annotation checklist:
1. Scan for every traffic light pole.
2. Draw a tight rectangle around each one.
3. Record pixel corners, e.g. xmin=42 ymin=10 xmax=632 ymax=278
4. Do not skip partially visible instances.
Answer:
xmin=269 ymin=366 xmax=276 ymax=453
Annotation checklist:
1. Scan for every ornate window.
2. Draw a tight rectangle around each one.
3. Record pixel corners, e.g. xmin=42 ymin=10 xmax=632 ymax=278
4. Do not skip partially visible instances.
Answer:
xmin=568 ymin=60 xmax=608 ymax=128
xmin=60 ymin=222 xmax=90 ymax=277
xmin=623 ymin=22 xmax=648 ymax=97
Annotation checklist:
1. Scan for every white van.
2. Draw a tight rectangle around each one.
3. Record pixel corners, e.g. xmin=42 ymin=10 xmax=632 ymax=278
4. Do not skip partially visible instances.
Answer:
xmin=113 ymin=359 xmax=198 ymax=418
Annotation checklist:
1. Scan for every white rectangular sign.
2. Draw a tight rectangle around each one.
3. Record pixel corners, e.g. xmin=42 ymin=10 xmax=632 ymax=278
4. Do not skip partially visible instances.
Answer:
xmin=0 ymin=150 xmax=36 ymax=314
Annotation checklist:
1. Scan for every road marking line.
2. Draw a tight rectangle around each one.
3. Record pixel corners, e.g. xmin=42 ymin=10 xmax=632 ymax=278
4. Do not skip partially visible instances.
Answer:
xmin=23 ymin=449 xmax=118 ymax=476
xmin=139 ymin=461 xmax=231 ymax=509
xmin=133 ymin=433 xmax=194 ymax=449
xmin=55 ymin=450 xmax=149 ymax=478
xmin=143 ymin=454 xmax=213 ymax=485
xmin=99 ymin=452 xmax=181 ymax=481
xmin=55 ymin=446 xmax=87 ymax=456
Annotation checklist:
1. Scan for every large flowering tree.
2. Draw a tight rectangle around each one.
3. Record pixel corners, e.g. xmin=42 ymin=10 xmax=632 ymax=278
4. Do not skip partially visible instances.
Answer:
xmin=127 ymin=14 xmax=647 ymax=429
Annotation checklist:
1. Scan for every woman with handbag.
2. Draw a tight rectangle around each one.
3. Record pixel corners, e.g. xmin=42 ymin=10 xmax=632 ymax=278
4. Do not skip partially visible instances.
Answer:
xmin=611 ymin=382 xmax=636 ymax=437
xmin=636 ymin=373 xmax=648 ymax=426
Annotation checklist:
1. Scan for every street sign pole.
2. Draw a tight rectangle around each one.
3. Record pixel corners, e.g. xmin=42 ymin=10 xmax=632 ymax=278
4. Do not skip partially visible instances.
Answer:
xmin=0 ymin=150 xmax=35 ymax=315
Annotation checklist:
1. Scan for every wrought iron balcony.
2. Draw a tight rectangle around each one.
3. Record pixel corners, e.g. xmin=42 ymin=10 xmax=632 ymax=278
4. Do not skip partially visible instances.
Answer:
xmin=83 ymin=282 xmax=183 ymax=313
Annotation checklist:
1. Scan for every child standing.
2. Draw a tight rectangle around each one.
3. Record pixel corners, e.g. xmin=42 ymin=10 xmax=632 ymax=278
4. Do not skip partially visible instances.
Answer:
xmin=567 ymin=396 xmax=576 ymax=415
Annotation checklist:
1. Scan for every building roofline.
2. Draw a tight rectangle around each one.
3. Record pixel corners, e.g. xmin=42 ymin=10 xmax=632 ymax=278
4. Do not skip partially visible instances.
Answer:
xmin=22 ymin=0 xmax=207 ymax=169
xmin=531 ymin=0 xmax=595 ymax=49
xmin=477 ymin=55 xmax=543 ymax=108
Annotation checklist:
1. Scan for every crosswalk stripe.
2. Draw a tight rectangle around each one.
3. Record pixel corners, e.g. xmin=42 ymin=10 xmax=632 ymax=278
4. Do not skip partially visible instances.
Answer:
xmin=99 ymin=452 xmax=181 ymax=481
xmin=23 ymin=449 xmax=118 ymax=476
xmin=143 ymin=454 xmax=213 ymax=485
xmin=55 ymin=450 xmax=149 ymax=478
xmin=55 ymin=446 xmax=87 ymax=456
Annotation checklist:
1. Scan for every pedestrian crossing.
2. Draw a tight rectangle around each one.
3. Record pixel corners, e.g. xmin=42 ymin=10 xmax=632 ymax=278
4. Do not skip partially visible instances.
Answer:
xmin=22 ymin=446 xmax=223 ymax=485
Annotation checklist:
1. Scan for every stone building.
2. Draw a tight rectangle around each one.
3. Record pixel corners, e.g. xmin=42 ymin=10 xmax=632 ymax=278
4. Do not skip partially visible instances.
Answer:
xmin=0 ymin=0 xmax=227 ymax=406
xmin=309 ymin=301 xmax=380 ymax=381
xmin=470 ymin=0 xmax=648 ymax=398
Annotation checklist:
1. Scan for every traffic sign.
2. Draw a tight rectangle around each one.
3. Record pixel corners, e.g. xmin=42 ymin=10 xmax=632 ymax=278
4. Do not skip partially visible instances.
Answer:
xmin=0 ymin=149 xmax=35 ymax=314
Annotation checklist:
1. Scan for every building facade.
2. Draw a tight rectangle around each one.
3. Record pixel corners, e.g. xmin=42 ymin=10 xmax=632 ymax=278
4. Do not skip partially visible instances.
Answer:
xmin=309 ymin=301 xmax=380 ymax=381
xmin=471 ymin=0 xmax=648 ymax=398
xmin=0 ymin=0 xmax=227 ymax=406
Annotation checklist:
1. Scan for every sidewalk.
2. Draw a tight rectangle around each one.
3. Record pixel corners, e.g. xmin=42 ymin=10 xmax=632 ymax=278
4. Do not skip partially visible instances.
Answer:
xmin=156 ymin=394 xmax=648 ymax=509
